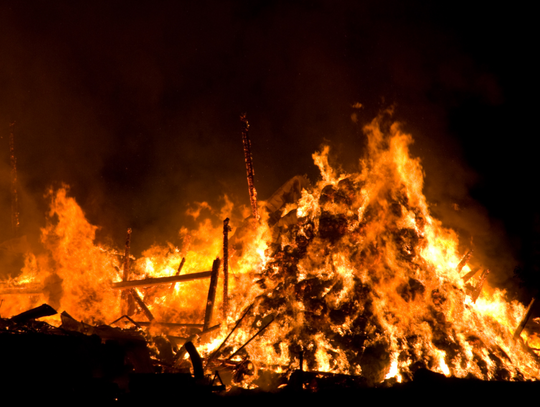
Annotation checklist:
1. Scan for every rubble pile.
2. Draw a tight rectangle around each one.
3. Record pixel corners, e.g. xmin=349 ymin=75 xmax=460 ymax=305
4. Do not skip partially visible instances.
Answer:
xmin=0 ymin=305 xmax=223 ymax=402
xmin=225 ymin=117 xmax=540 ymax=385
xmin=2 ymin=114 xmax=540 ymax=399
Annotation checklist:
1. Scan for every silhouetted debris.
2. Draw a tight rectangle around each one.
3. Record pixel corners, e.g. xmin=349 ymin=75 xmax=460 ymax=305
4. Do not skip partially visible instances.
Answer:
xmin=457 ymin=249 xmax=473 ymax=273
xmin=11 ymin=303 xmax=57 ymax=323
xmin=514 ymin=297 xmax=536 ymax=340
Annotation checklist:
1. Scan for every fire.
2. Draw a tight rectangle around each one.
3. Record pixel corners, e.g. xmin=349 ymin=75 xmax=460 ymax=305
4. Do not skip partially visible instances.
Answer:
xmin=214 ymin=111 xmax=539 ymax=385
xmin=1 ymin=112 xmax=539 ymax=387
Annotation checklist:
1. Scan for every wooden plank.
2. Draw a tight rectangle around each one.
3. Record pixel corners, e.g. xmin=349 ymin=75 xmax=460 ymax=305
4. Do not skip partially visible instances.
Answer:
xmin=203 ymin=258 xmax=220 ymax=331
xmin=169 ymin=257 xmax=186 ymax=291
xmin=112 ymin=271 xmax=212 ymax=289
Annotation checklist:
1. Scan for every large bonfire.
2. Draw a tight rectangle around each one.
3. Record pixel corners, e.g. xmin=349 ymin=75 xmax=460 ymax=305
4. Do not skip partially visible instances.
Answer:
xmin=1 ymin=113 xmax=538 ymax=387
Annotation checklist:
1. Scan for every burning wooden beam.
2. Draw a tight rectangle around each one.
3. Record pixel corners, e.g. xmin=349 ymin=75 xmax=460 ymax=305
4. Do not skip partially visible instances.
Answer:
xmin=472 ymin=269 xmax=490 ymax=303
xmin=0 ymin=283 xmax=44 ymax=295
xmin=130 ymin=288 xmax=155 ymax=322
xmin=514 ymin=297 xmax=536 ymax=340
xmin=240 ymin=114 xmax=260 ymax=221
xmin=203 ymin=257 xmax=220 ymax=331
xmin=456 ymin=249 xmax=473 ymax=273
xmin=134 ymin=321 xmax=204 ymax=329
xmin=123 ymin=228 xmax=132 ymax=282
xmin=11 ymin=303 xmax=57 ymax=323
xmin=225 ymin=314 xmax=274 ymax=362
xmin=121 ymin=228 xmax=136 ymax=315
xmin=205 ymin=303 xmax=254 ymax=368
xmin=112 ymin=271 xmax=213 ymax=289
xmin=223 ymin=218 xmax=231 ymax=319
xmin=109 ymin=314 xmax=142 ymax=328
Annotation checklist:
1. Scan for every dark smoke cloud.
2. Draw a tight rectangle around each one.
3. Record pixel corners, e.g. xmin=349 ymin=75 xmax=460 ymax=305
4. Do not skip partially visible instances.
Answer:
xmin=0 ymin=1 xmax=536 ymax=294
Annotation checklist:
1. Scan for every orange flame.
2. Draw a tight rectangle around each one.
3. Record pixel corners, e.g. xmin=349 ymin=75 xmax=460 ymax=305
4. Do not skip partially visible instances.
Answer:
xmin=1 ymin=113 xmax=538 ymax=387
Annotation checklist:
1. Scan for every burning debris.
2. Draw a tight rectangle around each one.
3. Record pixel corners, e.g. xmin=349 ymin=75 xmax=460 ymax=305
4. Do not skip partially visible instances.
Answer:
xmin=217 ymin=114 xmax=539 ymax=387
xmin=240 ymin=114 xmax=260 ymax=222
xmin=0 ymin=303 xmax=226 ymax=402
xmin=1 ymin=113 xmax=540 ymax=399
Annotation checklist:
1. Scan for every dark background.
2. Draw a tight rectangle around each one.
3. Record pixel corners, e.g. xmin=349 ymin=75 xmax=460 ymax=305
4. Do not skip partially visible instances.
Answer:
xmin=0 ymin=1 xmax=537 ymax=298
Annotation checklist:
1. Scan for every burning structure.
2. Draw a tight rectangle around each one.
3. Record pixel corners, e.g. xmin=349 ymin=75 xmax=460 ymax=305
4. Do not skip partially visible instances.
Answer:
xmin=1 ymin=113 xmax=539 ymax=400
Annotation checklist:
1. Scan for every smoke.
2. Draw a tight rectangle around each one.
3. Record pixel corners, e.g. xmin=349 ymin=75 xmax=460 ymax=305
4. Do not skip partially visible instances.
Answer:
xmin=0 ymin=1 xmax=534 ymax=296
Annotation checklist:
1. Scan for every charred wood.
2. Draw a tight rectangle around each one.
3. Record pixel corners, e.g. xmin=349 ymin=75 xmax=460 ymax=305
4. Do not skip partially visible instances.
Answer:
xmin=109 ymin=314 xmax=143 ymax=329
xmin=9 ymin=122 xmax=20 ymax=237
xmin=240 ymin=114 xmax=260 ymax=221
xmin=129 ymin=288 xmax=155 ymax=321
xmin=184 ymin=341 xmax=204 ymax=380
xmin=319 ymin=212 xmax=348 ymax=242
xmin=204 ymin=257 xmax=221 ymax=331
xmin=169 ymin=256 xmax=186 ymax=291
xmin=203 ymin=324 xmax=220 ymax=334
xmin=0 ymin=282 xmax=43 ymax=295
xmin=121 ymin=228 xmax=135 ymax=315
xmin=123 ymin=228 xmax=132 ymax=281
xmin=134 ymin=321 xmax=204 ymax=329
xmin=211 ymin=370 xmax=226 ymax=391
xmin=11 ymin=303 xmax=57 ymax=323
xmin=514 ymin=297 xmax=536 ymax=340
xmin=457 ymin=249 xmax=473 ymax=273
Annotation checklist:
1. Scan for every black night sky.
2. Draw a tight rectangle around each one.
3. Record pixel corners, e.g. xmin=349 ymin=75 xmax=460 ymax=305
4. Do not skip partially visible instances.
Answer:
xmin=0 ymin=1 xmax=537 ymax=297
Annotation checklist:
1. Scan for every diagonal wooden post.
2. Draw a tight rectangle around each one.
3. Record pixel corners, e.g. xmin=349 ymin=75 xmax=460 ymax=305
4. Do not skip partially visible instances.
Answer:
xmin=170 ymin=257 xmax=186 ymax=291
xmin=204 ymin=257 xmax=220 ymax=331
xmin=514 ymin=297 xmax=536 ymax=340
xmin=240 ymin=114 xmax=260 ymax=221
